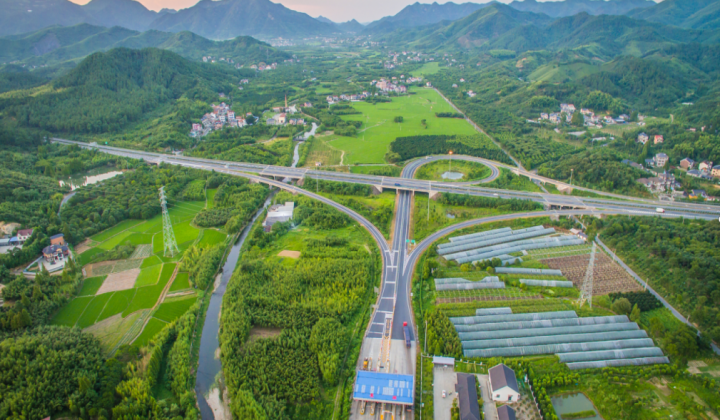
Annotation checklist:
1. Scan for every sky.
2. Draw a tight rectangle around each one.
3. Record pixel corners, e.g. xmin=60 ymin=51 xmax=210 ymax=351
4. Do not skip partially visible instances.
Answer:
xmin=70 ymin=0 xmax=661 ymax=23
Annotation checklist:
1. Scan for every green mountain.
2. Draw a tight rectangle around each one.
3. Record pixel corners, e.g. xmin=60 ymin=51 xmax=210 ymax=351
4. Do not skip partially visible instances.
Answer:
xmin=1 ymin=48 xmax=237 ymax=134
xmin=149 ymin=0 xmax=338 ymax=40
xmin=627 ymin=0 xmax=720 ymax=30
xmin=81 ymin=0 xmax=160 ymax=32
xmin=0 ymin=24 xmax=290 ymax=70
xmin=0 ymin=0 xmax=95 ymax=37
xmin=508 ymin=0 xmax=655 ymax=18
xmin=363 ymin=2 xmax=492 ymax=34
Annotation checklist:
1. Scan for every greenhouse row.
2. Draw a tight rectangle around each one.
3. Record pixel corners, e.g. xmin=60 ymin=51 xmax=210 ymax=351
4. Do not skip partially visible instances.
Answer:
xmin=436 ymin=281 xmax=506 ymax=291
xmin=448 ymin=226 xmax=514 ymax=243
xmin=557 ymin=347 xmax=665 ymax=363
xmin=495 ymin=267 xmax=564 ymax=276
xmin=566 ymin=357 xmax=670 ymax=370
xmin=443 ymin=234 xmax=573 ymax=260
xmin=454 ymin=237 xmax=583 ymax=265
xmin=458 ymin=322 xmax=639 ymax=341
xmin=461 ymin=330 xmax=650 ymax=350
xmin=455 ymin=315 xmax=630 ymax=333
xmin=451 ymin=310 xmax=578 ymax=325
xmin=439 ymin=227 xmax=557 ymax=255
xmin=443 ymin=225 xmax=546 ymax=248
xmin=519 ymin=279 xmax=574 ymax=288
xmin=464 ymin=338 xmax=656 ymax=358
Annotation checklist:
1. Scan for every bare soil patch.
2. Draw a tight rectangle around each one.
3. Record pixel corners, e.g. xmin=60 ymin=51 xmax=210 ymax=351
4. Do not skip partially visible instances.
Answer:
xmin=688 ymin=360 xmax=708 ymax=374
xmin=248 ymin=327 xmax=282 ymax=342
xmin=74 ymin=239 xmax=92 ymax=254
xmin=541 ymin=252 xmax=642 ymax=295
xmin=278 ymin=250 xmax=301 ymax=259
xmin=84 ymin=260 xmax=115 ymax=277
xmin=97 ymin=268 xmax=140 ymax=294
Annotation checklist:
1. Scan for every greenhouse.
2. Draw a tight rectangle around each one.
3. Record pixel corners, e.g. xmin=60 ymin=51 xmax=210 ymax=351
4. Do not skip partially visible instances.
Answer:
xmin=441 ymin=226 xmax=546 ymax=249
xmin=436 ymin=281 xmax=506 ymax=291
xmin=443 ymin=235 xmax=576 ymax=260
xmin=566 ymin=357 xmax=670 ymax=370
xmin=519 ymin=279 xmax=574 ymax=288
xmin=464 ymin=338 xmax=656 ymax=358
xmin=454 ymin=238 xmax=584 ymax=264
xmin=458 ymin=322 xmax=639 ymax=341
xmin=434 ymin=277 xmax=498 ymax=285
xmin=475 ymin=307 xmax=513 ymax=316
xmin=557 ymin=347 xmax=665 ymax=363
xmin=448 ymin=227 xmax=513 ymax=243
xmin=438 ymin=228 xmax=557 ymax=255
xmin=451 ymin=311 xmax=578 ymax=326
xmin=454 ymin=315 xmax=630 ymax=333
xmin=495 ymin=267 xmax=563 ymax=276
xmin=461 ymin=330 xmax=649 ymax=350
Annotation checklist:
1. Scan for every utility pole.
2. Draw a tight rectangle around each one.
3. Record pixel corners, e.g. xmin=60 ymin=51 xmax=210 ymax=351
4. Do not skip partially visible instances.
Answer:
xmin=159 ymin=187 xmax=180 ymax=258
xmin=570 ymin=168 xmax=574 ymax=186
xmin=428 ymin=181 xmax=431 ymax=221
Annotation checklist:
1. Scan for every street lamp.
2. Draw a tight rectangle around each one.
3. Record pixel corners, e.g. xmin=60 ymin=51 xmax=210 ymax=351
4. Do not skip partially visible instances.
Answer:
xmin=448 ymin=151 xmax=453 ymax=172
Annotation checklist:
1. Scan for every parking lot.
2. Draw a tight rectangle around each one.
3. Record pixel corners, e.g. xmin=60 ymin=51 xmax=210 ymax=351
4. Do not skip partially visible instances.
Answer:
xmin=433 ymin=365 xmax=457 ymax=420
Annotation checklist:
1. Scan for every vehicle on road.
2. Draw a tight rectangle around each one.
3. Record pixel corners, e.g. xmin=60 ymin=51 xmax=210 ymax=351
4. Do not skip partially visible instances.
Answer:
xmin=395 ymin=183 xmax=401 ymax=187
xmin=656 ymin=208 xmax=665 ymax=213
xmin=403 ymin=322 xmax=411 ymax=347
xmin=442 ymin=390 xmax=447 ymax=398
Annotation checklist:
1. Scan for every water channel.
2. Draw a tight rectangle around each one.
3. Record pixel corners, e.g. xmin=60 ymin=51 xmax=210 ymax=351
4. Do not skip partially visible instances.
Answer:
xmin=551 ymin=393 xmax=603 ymax=420
xmin=195 ymin=124 xmax=312 ymax=418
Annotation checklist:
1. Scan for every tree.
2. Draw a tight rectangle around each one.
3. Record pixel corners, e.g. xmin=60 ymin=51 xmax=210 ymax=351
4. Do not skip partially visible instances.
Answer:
xmin=629 ymin=304 xmax=641 ymax=322
xmin=612 ymin=297 xmax=632 ymax=315
xmin=571 ymin=111 xmax=584 ymax=127
xmin=231 ymin=389 xmax=268 ymax=420
xmin=394 ymin=116 xmax=404 ymax=123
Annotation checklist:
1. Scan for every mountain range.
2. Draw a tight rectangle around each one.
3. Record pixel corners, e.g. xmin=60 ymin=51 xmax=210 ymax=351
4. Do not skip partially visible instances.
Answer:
xmin=0 ymin=23 xmax=290 ymax=68
xmin=508 ymin=0 xmax=655 ymax=18
xmin=627 ymin=0 xmax=720 ymax=30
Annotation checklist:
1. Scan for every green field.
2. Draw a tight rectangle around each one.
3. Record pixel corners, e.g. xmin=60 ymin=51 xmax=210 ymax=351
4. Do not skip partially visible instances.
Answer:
xmin=412 ymin=62 xmax=441 ymax=77
xmin=76 ymin=293 xmax=113 ymax=328
xmin=153 ymin=296 xmax=197 ymax=323
xmin=122 ymin=285 xmax=164 ymax=316
xmin=97 ymin=289 xmax=137 ymax=322
xmin=134 ymin=264 xmax=162 ymax=287
xmin=78 ymin=276 xmax=106 ymax=296
xmin=50 ymin=296 xmax=93 ymax=326
xmin=415 ymin=159 xmax=492 ymax=182
xmin=132 ymin=317 xmax=168 ymax=348
xmin=197 ymin=229 xmax=227 ymax=247
xmin=328 ymin=88 xmax=478 ymax=164
xmin=207 ymin=189 xmax=217 ymax=209
xmin=158 ymin=263 xmax=177 ymax=286
xmin=140 ymin=255 xmax=162 ymax=268
xmin=77 ymin=247 xmax=104 ymax=266
xmin=169 ymin=272 xmax=191 ymax=292
xmin=90 ymin=219 xmax=142 ymax=242
xmin=153 ymin=221 xmax=200 ymax=254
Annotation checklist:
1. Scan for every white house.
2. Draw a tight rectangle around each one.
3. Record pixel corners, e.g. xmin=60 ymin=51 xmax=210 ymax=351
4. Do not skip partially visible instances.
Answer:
xmin=655 ymin=153 xmax=668 ymax=168
xmin=489 ymin=364 xmax=520 ymax=402
xmin=263 ymin=202 xmax=295 ymax=232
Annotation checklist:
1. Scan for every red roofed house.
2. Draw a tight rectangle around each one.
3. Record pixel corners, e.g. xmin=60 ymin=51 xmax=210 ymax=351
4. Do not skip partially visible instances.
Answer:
xmin=654 ymin=135 xmax=664 ymax=144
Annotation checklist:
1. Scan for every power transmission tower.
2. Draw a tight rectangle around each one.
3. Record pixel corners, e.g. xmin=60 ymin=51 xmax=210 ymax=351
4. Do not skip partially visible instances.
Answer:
xmin=159 ymin=187 xmax=179 ymax=258
xmin=578 ymin=242 xmax=596 ymax=308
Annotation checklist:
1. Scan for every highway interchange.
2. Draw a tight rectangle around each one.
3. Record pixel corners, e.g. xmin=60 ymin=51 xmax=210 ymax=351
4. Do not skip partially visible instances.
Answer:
xmin=50 ymin=137 xmax=720 ymax=420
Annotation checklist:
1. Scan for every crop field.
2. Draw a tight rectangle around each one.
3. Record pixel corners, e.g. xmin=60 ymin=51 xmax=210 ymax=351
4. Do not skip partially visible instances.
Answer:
xmin=197 ymin=229 xmax=227 ymax=247
xmin=90 ymin=219 xmax=142 ymax=242
xmin=76 ymin=293 xmax=113 ymax=328
xmin=542 ymin=252 xmax=642 ymax=295
xmin=169 ymin=272 xmax=191 ymax=292
xmin=158 ymin=264 xmax=177 ymax=285
xmin=438 ymin=298 xmax=573 ymax=317
xmin=140 ymin=255 xmax=162 ymax=268
xmin=411 ymin=62 xmax=441 ymax=76
xmin=436 ymin=287 xmax=540 ymax=302
xmin=111 ymin=258 xmax=143 ymax=273
xmin=133 ymin=317 xmax=168 ymax=348
xmin=78 ymin=276 xmax=106 ymax=296
xmin=206 ymin=189 xmax=217 ymax=209
xmin=153 ymin=221 xmax=200 ymax=254
xmin=97 ymin=289 xmax=137 ymax=322
xmin=133 ymin=265 xmax=162 ymax=287
xmin=77 ymin=248 xmax=105 ymax=266
xmin=50 ymin=296 xmax=93 ymax=326
xmin=153 ymin=296 xmax=197 ymax=323
xmin=329 ymin=88 xmax=478 ymax=164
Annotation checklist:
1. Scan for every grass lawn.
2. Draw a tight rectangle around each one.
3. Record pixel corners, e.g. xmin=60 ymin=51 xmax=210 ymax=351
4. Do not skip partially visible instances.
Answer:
xmin=197 ymin=229 xmax=227 ymax=247
xmin=77 ymin=247 xmax=104 ymax=266
xmin=90 ymin=219 xmax=142 ymax=242
xmin=76 ymin=293 xmax=113 ymax=328
xmin=78 ymin=276 xmax=106 ymax=296
xmin=348 ymin=165 xmax=401 ymax=176
xmin=50 ymin=296 xmax=93 ymax=326
xmin=412 ymin=193 xmax=511 ymax=241
xmin=207 ymin=189 xmax=217 ymax=209
xmin=412 ymin=62 xmax=441 ymax=77
xmin=133 ymin=317 xmax=168 ymax=348
xmin=140 ymin=255 xmax=162 ymax=268
xmin=97 ymin=288 xmax=137 ymax=322
xmin=415 ymin=159 xmax=491 ymax=182
xmin=169 ymin=272 xmax=191 ymax=292
xmin=134 ymin=264 xmax=163 ymax=288
xmin=484 ymin=168 xmax=543 ymax=192
xmin=329 ymin=88 xmax=478 ymax=164
xmin=125 ymin=233 xmax=154 ymax=246
xmin=153 ymin=296 xmax=197 ymax=323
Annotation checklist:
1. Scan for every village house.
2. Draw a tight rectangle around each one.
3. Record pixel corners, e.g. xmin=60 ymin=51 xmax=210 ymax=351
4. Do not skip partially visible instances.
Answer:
xmin=712 ymin=165 xmax=720 ymax=178
xmin=699 ymin=161 xmax=713 ymax=172
xmin=16 ymin=229 xmax=33 ymax=243
xmin=263 ymin=202 xmax=295 ymax=232
xmin=687 ymin=169 xmax=701 ymax=177
xmin=43 ymin=244 xmax=70 ymax=264
xmin=637 ymin=133 xmax=649 ymax=143
xmin=560 ymin=103 xmax=576 ymax=113
xmin=680 ymin=158 xmax=695 ymax=170
xmin=497 ymin=406 xmax=517 ymax=420
xmin=489 ymin=364 xmax=520 ymax=402
xmin=689 ymin=189 xmax=708 ymax=199
xmin=549 ymin=113 xmax=561 ymax=124
xmin=655 ymin=153 xmax=669 ymax=167
xmin=654 ymin=135 xmax=664 ymax=144
xmin=467 ymin=91 xmax=476 ymax=97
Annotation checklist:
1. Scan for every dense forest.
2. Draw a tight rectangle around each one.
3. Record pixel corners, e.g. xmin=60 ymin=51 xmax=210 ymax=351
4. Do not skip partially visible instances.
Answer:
xmin=597 ymin=216 xmax=720 ymax=342
xmin=388 ymin=134 xmax=513 ymax=164
xmin=186 ymin=128 xmax=294 ymax=166
xmin=220 ymin=192 xmax=380 ymax=419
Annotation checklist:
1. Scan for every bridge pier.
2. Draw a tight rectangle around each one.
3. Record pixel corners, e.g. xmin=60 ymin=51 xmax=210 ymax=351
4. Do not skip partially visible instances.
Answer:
xmin=372 ymin=185 xmax=384 ymax=195
xmin=429 ymin=191 xmax=441 ymax=200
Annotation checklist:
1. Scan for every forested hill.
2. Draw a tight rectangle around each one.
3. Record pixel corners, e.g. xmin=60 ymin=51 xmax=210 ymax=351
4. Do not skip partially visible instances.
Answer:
xmin=0 ymin=48 xmax=236 ymax=134
xmin=0 ymin=24 xmax=290 ymax=70
xmin=383 ymin=3 xmax=720 ymax=58
xmin=626 ymin=0 xmax=720 ymax=30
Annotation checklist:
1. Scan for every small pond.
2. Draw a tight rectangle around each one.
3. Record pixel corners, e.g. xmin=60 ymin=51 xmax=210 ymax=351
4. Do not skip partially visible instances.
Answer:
xmin=551 ymin=393 xmax=603 ymax=420
xmin=441 ymin=171 xmax=464 ymax=180
xmin=446 ymin=213 xmax=456 ymax=219
xmin=59 ymin=166 xmax=124 ymax=190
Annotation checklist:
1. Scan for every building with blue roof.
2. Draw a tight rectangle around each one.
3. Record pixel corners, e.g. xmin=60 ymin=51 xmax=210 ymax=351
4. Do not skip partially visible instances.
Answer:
xmin=353 ymin=371 xmax=414 ymax=405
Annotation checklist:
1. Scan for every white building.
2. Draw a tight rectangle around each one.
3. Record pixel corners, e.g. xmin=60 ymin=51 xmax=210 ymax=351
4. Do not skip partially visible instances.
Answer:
xmin=263 ymin=202 xmax=295 ymax=232
xmin=488 ymin=364 xmax=520 ymax=402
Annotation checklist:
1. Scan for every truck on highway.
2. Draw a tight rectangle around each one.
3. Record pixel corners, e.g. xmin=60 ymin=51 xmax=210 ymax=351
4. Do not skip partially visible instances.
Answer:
xmin=403 ymin=322 xmax=411 ymax=348
xmin=656 ymin=208 xmax=665 ymax=214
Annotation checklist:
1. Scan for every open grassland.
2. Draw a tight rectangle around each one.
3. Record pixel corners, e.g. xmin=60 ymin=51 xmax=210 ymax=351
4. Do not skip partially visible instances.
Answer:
xmin=197 ymin=229 xmax=227 ymax=247
xmin=329 ymin=88 xmax=478 ymax=164
xmin=412 ymin=62 xmax=441 ymax=77
xmin=154 ymin=296 xmax=197 ymax=323
xmin=132 ymin=317 xmax=168 ymax=348
xmin=412 ymin=194 xmax=509 ymax=241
